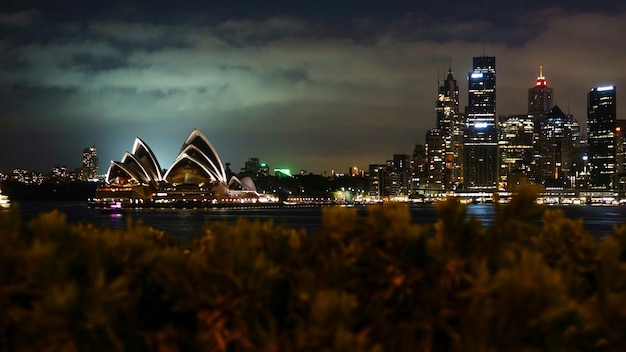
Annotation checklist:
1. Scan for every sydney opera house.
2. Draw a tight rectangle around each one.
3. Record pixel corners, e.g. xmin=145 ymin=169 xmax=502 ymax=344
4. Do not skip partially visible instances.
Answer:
xmin=92 ymin=129 xmax=270 ymax=207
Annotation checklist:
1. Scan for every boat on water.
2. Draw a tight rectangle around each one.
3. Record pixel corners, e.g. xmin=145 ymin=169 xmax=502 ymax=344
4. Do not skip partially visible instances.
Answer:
xmin=101 ymin=201 xmax=125 ymax=214
xmin=0 ymin=189 xmax=10 ymax=209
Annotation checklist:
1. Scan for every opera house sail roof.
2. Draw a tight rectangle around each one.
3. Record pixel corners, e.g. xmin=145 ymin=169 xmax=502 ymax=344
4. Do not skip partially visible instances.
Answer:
xmin=106 ymin=137 xmax=163 ymax=186
xmin=163 ymin=129 xmax=227 ymax=186
xmin=105 ymin=129 xmax=256 ymax=192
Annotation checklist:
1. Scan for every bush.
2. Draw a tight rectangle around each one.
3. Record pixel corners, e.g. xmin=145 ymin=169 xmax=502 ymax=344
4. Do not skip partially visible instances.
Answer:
xmin=2 ymin=186 xmax=626 ymax=351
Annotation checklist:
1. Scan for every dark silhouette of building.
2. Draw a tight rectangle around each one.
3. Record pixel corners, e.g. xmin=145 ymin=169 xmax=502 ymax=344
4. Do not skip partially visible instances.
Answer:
xmin=536 ymin=106 xmax=580 ymax=188
xmin=464 ymin=56 xmax=497 ymax=190
xmin=587 ymin=85 xmax=617 ymax=190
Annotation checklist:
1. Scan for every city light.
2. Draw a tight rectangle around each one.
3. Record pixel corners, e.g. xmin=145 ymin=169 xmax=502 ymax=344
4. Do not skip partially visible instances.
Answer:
xmin=474 ymin=122 xmax=488 ymax=128
xmin=596 ymin=86 xmax=615 ymax=91
xmin=274 ymin=168 xmax=292 ymax=177
xmin=470 ymin=72 xmax=483 ymax=79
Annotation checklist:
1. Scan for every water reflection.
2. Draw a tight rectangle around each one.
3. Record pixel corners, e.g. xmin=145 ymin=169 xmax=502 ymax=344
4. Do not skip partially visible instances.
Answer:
xmin=14 ymin=201 xmax=626 ymax=243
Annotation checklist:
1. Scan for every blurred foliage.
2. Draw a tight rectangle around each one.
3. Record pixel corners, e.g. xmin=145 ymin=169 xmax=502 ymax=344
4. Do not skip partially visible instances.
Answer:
xmin=2 ymin=184 xmax=626 ymax=351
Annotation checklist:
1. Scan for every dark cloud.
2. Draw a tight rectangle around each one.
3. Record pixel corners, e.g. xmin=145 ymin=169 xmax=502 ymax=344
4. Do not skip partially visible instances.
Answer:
xmin=0 ymin=2 xmax=625 ymax=174
xmin=0 ymin=10 xmax=39 ymax=27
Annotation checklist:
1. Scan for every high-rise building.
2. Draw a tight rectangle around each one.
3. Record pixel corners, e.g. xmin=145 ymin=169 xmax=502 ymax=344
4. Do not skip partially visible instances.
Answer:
xmin=615 ymin=120 xmax=626 ymax=190
xmin=528 ymin=66 xmax=553 ymax=120
xmin=409 ymin=144 xmax=427 ymax=196
xmin=536 ymin=106 xmax=580 ymax=187
xmin=82 ymin=145 xmax=98 ymax=181
xmin=369 ymin=157 xmax=410 ymax=200
xmin=587 ymin=85 xmax=617 ymax=190
xmin=528 ymin=66 xmax=554 ymax=182
xmin=392 ymin=154 xmax=411 ymax=196
xmin=435 ymin=68 xmax=463 ymax=190
xmin=498 ymin=114 xmax=534 ymax=188
xmin=425 ymin=129 xmax=445 ymax=191
xmin=368 ymin=164 xmax=384 ymax=200
xmin=464 ymin=56 xmax=497 ymax=190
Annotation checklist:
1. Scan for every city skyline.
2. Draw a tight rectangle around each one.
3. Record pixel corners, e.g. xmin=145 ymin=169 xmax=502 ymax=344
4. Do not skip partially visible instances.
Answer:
xmin=1 ymin=1 xmax=625 ymax=174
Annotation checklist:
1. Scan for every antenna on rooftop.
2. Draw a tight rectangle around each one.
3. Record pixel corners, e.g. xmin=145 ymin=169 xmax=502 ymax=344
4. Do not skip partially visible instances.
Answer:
xmin=437 ymin=64 xmax=440 ymax=87
xmin=567 ymin=99 xmax=571 ymax=115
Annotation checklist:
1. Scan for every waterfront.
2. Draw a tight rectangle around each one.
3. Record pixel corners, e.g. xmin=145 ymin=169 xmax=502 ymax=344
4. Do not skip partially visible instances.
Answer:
xmin=8 ymin=201 xmax=626 ymax=243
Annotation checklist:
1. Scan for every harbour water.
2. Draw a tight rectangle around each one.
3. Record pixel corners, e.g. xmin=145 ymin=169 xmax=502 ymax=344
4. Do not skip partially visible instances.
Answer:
xmin=9 ymin=201 xmax=626 ymax=243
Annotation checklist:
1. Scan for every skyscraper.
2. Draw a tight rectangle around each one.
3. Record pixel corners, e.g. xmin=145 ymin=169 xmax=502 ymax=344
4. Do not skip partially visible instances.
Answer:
xmin=528 ymin=66 xmax=554 ymax=184
xmin=464 ymin=56 xmax=497 ymax=190
xmin=435 ymin=68 xmax=462 ymax=190
xmin=82 ymin=145 xmax=98 ymax=181
xmin=528 ymin=66 xmax=553 ymax=120
xmin=614 ymin=120 xmax=626 ymax=190
xmin=425 ymin=128 xmax=445 ymax=191
xmin=409 ymin=144 xmax=427 ymax=195
xmin=537 ymin=106 xmax=580 ymax=187
xmin=498 ymin=114 xmax=534 ymax=188
xmin=587 ymin=85 xmax=617 ymax=189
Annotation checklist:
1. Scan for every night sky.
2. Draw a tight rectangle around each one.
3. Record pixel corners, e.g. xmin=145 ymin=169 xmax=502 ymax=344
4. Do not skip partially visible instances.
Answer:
xmin=1 ymin=1 xmax=625 ymax=175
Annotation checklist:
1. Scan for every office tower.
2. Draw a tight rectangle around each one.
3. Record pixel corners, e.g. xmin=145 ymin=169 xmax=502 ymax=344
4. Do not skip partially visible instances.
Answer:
xmin=536 ymin=106 xmax=580 ymax=187
xmin=615 ymin=120 xmax=626 ymax=190
xmin=369 ymin=160 xmax=407 ymax=200
xmin=82 ymin=145 xmax=99 ymax=181
xmin=528 ymin=66 xmax=553 ymax=120
xmin=425 ymin=129 xmax=445 ymax=191
xmin=464 ymin=56 xmax=497 ymax=190
xmin=392 ymin=154 xmax=411 ymax=196
xmin=587 ymin=85 xmax=617 ymax=190
xmin=410 ymin=144 xmax=427 ymax=195
xmin=498 ymin=114 xmax=534 ymax=188
xmin=368 ymin=164 xmax=384 ymax=200
xmin=435 ymin=68 xmax=463 ymax=190
xmin=528 ymin=66 xmax=554 ymax=182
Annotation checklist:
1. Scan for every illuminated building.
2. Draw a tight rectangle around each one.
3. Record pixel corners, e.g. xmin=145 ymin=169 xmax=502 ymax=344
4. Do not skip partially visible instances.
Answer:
xmin=615 ymin=120 xmax=626 ymax=190
xmin=498 ymin=114 xmax=534 ymax=188
xmin=393 ymin=154 xmax=410 ymax=196
xmin=368 ymin=164 xmax=384 ymax=200
xmin=587 ymin=85 xmax=617 ymax=190
xmin=106 ymin=137 xmax=164 ymax=186
xmin=274 ymin=168 xmax=292 ymax=177
xmin=536 ymin=106 xmax=580 ymax=187
xmin=164 ymin=129 xmax=228 ymax=186
xmin=464 ymin=56 xmax=498 ymax=190
xmin=98 ymin=129 xmax=260 ymax=206
xmin=435 ymin=68 xmax=463 ymax=190
xmin=425 ymin=129 xmax=445 ymax=191
xmin=81 ymin=145 xmax=99 ymax=181
xmin=50 ymin=166 xmax=71 ymax=180
xmin=380 ymin=158 xmax=407 ymax=199
xmin=409 ymin=144 xmax=427 ymax=196
xmin=528 ymin=66 xmax=554 ymax=182
xmin=368 ymin=156 xmax=410 ymax=201
xmin=528 ymin=66 xmax=553 ymax=121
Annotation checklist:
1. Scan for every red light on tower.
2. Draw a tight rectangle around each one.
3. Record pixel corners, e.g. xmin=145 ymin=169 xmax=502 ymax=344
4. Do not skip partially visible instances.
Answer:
xmin=534 ymin=65 xmax=547 ymax=87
